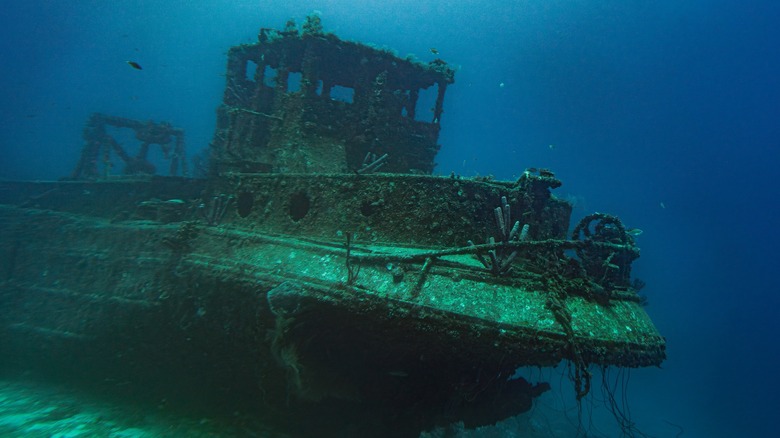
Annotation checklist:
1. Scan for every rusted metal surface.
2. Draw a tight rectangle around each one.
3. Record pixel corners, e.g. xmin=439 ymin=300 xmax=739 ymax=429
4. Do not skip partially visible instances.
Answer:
xmin=71 ymin=113 xmax=186 ymax=179
xmin=210 ymin=17 xmax=455 ymax=175
xmin=0 ymin=18 xmax=664 ymax=437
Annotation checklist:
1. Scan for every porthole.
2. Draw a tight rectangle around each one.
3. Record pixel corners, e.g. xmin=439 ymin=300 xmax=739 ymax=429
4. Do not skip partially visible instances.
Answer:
xmin=236 ymin=191 xmax=254 ymax=218
xmin=289 ymin=192 xmax=310 ymax=221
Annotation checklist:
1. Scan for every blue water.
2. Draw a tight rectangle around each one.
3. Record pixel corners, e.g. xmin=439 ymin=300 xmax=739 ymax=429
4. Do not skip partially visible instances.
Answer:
xmin=1 ymin=1 xmax=778 ymax=436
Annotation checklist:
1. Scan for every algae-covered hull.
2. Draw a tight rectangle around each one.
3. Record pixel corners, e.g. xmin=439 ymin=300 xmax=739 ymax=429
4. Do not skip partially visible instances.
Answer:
xmin=0 ymin=18 xmax=664 ymax=437
xmin=0 ymin=175 xmax=664 ymax=435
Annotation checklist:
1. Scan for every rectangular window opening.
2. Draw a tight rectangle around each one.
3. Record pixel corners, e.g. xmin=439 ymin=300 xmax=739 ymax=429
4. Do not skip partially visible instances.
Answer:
xmin=245 ymin=60 xmax=258 ymax=82
xmin=414 ymin=83 xmax=439 ymax=122
xmin=263 ymin=65 xmax=278 ymax=88
xmin=287 ymin=72 xmax=302 ymax=93
xmin=330 ymin=85 xmax=354 ymax=104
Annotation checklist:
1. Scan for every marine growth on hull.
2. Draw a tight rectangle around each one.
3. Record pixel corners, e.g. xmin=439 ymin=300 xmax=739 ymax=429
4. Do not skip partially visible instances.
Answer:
xmin=0 ymin=16 xmax=664 ymax=438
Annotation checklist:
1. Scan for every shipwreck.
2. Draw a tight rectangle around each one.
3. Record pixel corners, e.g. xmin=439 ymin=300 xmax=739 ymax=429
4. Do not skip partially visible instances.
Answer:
xmin=0 ymin=17 xmax=664 ymax=437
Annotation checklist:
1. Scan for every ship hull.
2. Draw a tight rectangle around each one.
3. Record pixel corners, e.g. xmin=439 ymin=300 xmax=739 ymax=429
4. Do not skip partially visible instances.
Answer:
xmin=0 ymin=177 xmax=664 ymax=435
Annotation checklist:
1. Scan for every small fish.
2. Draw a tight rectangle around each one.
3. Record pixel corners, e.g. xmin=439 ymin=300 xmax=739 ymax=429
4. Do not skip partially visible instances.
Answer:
xmin=626 ymin=228 xmax=643 ymax=237
xmin=126 ymin=61 xmax=143 ymax=70
xmin=430 ymin=48 xmax=439 ymax=55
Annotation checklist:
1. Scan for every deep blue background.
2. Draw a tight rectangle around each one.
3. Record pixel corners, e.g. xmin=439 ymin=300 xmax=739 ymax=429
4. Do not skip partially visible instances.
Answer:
xmin=2 ymin=1 xmax=778 ymax=436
